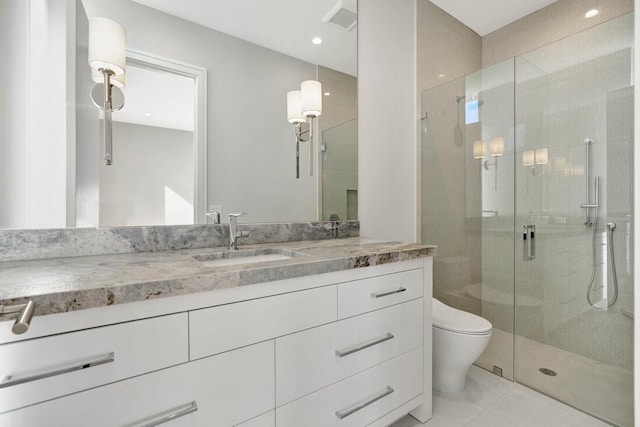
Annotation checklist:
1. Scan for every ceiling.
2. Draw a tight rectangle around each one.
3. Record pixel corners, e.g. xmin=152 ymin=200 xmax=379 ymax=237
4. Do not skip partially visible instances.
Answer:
xmin=126 ymin=1 xmax=567 ymax=75
xmin=131 ymin=0 xmax=358 ymax=76
xmin=429 ymin=0 xmax=559 ymax=36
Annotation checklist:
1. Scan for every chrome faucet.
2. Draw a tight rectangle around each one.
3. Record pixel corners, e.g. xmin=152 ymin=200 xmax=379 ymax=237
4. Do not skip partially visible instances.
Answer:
xmin=228 ymin=212 xmax=249 ymax=250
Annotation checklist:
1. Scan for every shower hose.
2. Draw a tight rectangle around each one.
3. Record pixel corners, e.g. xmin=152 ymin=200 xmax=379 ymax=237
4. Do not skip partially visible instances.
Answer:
xmin=586 ymin=214 xmax=619 ymax=309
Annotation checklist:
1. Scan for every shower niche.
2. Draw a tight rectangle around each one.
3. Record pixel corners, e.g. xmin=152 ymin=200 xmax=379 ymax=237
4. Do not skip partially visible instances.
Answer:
xmin=421 ymin=13 xmax=634 ymax=427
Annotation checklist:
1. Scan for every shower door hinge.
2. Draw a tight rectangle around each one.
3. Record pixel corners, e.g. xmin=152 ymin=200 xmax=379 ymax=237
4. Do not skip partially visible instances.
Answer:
xmin=492 ymin=366 xmax=503 ymax=377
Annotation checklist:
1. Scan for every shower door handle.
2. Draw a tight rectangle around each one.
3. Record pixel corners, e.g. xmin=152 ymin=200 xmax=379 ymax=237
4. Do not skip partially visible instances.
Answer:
xmin=523 ymin=225 xmax=536 ymax=261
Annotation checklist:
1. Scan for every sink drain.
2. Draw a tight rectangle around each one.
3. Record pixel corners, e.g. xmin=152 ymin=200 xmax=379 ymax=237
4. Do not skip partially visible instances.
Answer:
xmin=539 ymin=368 xmax=557 ymax=376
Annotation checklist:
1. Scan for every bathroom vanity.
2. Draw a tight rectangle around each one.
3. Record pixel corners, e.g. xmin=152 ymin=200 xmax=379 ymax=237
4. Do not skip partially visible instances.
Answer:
xmin=0 ymin=236 xmax=435 ymax=426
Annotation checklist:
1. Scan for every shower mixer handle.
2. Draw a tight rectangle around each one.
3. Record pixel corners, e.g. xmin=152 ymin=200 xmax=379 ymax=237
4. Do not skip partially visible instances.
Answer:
xmin=581 ymin=139 xmax=599 ymax=225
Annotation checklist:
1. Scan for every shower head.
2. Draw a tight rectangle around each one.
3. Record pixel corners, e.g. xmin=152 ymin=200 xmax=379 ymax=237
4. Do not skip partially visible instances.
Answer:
xmin=456 ymin=95 xmax=484 ymax=107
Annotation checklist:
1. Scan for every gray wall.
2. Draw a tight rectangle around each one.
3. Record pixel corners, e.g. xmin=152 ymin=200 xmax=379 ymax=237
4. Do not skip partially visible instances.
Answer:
xmin=82 ymin=0 xmax=318 ymax=223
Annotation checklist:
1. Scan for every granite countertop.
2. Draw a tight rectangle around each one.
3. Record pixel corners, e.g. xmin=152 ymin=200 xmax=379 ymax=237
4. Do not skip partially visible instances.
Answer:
xmin=0 ymin=238 xmax=437 ymax=317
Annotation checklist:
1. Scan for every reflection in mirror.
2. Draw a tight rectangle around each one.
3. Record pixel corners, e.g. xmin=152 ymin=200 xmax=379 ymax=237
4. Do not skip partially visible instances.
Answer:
xmin=99 ymin=57 xmax=200 ymax=227
xmin=0 ymin=0 xmax=357 ymax=230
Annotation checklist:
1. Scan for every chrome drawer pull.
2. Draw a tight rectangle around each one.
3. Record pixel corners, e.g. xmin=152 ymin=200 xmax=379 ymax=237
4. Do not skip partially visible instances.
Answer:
xmin=335 ymin=333 xmax=395 ymax=357
xmin=370 ymin=287 xmax=407 ymax=298
xmin=134 ymin=401 xmax=198 ymax=427
xmin=335 ymin=386 xmax=394 ymax=419
xmin=0 ymin=352 xmax=115 ymax=389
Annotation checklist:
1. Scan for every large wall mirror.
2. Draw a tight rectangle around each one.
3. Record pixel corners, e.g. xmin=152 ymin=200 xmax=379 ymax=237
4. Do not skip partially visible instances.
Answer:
xmin=0 ymin=0 xmax=357 ymax=229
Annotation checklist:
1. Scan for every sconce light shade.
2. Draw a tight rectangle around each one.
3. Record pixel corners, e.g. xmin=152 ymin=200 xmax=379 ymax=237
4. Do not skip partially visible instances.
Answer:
xmin=92 ymin=68 xmax=126 ymax=88
xmin=88 ymin=17 xmax=126 ymax=75
xmin=287 ymin=91 xmax=306 ymax=124
xmin=489 ymin=137 xmax=504 ymax=157
xmin=301 ymin=80 xmax=322 ymax=117
xmin=472 ymin=140 xmax=486 ymax=159
xmin=535 ymin=148 xmax=548 ymax=165
xmin=522 ymin=150 xmax=535 ymax=167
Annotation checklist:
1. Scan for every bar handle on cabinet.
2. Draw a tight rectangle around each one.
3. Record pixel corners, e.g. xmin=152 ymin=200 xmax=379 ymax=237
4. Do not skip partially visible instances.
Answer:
xmin=335 ymin=333 xmax=395 ymax=357
xmin=1 ymin=300 xmax=36 ymax=335
xmin=0 ymin=352 xmax=115 ymax=389
xmin=335 ymin=386 xmax=394 ymax=419
xmin=134 ymin=401 xmax=198 ymax=427
xmin=370 ymin=287 xmax=406 ymax=298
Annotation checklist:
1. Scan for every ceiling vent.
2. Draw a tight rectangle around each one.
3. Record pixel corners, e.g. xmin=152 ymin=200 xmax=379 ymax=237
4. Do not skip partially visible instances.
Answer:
xmin=322 ymin=0 xmax=357 ymax=31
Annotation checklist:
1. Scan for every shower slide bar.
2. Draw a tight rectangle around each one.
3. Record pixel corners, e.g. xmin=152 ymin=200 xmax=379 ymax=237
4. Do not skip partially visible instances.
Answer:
xmin=580 ymin=138 xmax=599 ymax=225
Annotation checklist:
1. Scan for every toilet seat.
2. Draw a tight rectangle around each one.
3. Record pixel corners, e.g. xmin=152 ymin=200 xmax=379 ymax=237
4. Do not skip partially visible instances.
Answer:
xmin=432 ymin=298 xmax=492 ymax=335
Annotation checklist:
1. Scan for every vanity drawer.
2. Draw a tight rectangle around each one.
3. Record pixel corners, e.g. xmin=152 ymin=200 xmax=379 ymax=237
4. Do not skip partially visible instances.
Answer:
xmin=190 ymin=285 xmax=336 ymax=360
xmin=0 ymin=340 xmax=274 ymax=426
xmin=337 ymin=268 xmax=423 ymax=318
xmin=276 ymin=346 xmax=423 ymax=427
xmin=0 ymin=313 xmax=188 ymax=414
xmin=275 ymin=298 xmax=422 ymax=406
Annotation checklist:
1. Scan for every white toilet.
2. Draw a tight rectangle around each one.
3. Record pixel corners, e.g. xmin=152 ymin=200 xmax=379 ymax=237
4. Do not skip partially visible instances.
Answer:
xmin=432 ymin=298 xmax=492 ymax=393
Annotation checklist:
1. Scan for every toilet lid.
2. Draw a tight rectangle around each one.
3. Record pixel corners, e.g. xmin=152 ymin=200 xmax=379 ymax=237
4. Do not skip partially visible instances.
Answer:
xmin=432 ymin=298 xmax=492 ymax=335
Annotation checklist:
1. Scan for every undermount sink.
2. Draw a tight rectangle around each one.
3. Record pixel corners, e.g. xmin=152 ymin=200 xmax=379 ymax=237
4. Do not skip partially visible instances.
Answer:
xmin=193 ymin=248 xmax=303 ymax=268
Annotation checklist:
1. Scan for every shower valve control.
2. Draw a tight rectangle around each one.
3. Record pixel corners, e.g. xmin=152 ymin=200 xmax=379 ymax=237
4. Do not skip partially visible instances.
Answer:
xmin=523 ymin=224 xmax=536 ymax=261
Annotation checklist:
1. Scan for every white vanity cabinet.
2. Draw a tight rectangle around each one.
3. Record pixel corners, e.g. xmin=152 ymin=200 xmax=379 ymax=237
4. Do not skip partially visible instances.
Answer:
xmin=0 ymin=257 xmax=432 ymax=426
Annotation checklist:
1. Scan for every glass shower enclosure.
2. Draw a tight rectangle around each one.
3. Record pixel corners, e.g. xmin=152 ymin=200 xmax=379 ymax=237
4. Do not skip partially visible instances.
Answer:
xmin=421 ymin=13 xmax=633 ymax=426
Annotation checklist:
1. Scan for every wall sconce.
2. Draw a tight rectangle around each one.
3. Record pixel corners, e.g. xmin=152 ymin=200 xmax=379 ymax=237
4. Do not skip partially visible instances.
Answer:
xmin=287 ymin=80 xmax=322 ymax=178
xmin=88 ymin=17 xmax=126 ymax=166
xmin=474 ymin=137 xmax=504 ymax=189
xmin=522 ymin=148 xmax=548 ymax=175
xmin=473 ymin=137 xmax=503 ymax=170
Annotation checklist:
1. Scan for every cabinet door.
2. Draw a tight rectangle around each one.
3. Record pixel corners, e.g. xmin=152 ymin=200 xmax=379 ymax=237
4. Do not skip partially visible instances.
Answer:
xmin=0 ymin=313 xmax=188 ymax=414
xmin=276 ymin=299 xmax=422 ymax=405
xmin=276 ymin=347 xmax=423 ymax=427
xmin=1 ymin=341 xmax=274 ymax=426
xmin=338 ymin=269 xmax=423 ymax=318
xmin=190 ymin=285 xmax=336 ymax=359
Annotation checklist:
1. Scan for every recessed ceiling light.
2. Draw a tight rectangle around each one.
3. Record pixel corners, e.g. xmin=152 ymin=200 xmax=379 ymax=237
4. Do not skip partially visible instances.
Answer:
xmin=585 ymin=9 xmax=599 ymax=18
xmin=144 ymin=112 xmax=152 ymax=117
xmin=312 ymin=37 xmax=323 ymax=45
xmin=324 ymin=92 xmax=331 ymax=96
xmin=438 ymin=74 xmax=446 ymax=79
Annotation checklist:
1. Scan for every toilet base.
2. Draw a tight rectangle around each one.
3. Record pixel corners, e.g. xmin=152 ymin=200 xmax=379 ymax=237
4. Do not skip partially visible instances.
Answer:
xmin=433 ymin=364 xmax=472 ymax=393
xmin=432 ymin=326 xmax=492 ymax=394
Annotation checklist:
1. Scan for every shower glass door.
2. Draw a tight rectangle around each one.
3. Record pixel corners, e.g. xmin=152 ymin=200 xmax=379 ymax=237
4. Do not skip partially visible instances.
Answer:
xmin=421 ymin=59 xmax=516 ymax=380
xmin=514 ymin=14 xmax=634 ymax=426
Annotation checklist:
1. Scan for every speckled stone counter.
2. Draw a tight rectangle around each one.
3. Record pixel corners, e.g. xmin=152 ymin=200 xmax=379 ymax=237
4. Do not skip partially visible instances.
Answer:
xmin=0 ymin=238 xmax=436 ymax=317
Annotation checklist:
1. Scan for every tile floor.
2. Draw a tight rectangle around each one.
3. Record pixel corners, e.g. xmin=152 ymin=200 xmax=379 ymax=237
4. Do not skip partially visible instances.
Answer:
xmin=389 ymin=366 xmax=610 ymax=427
xmin=476 ymin=328 xmax=632 ymax=426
